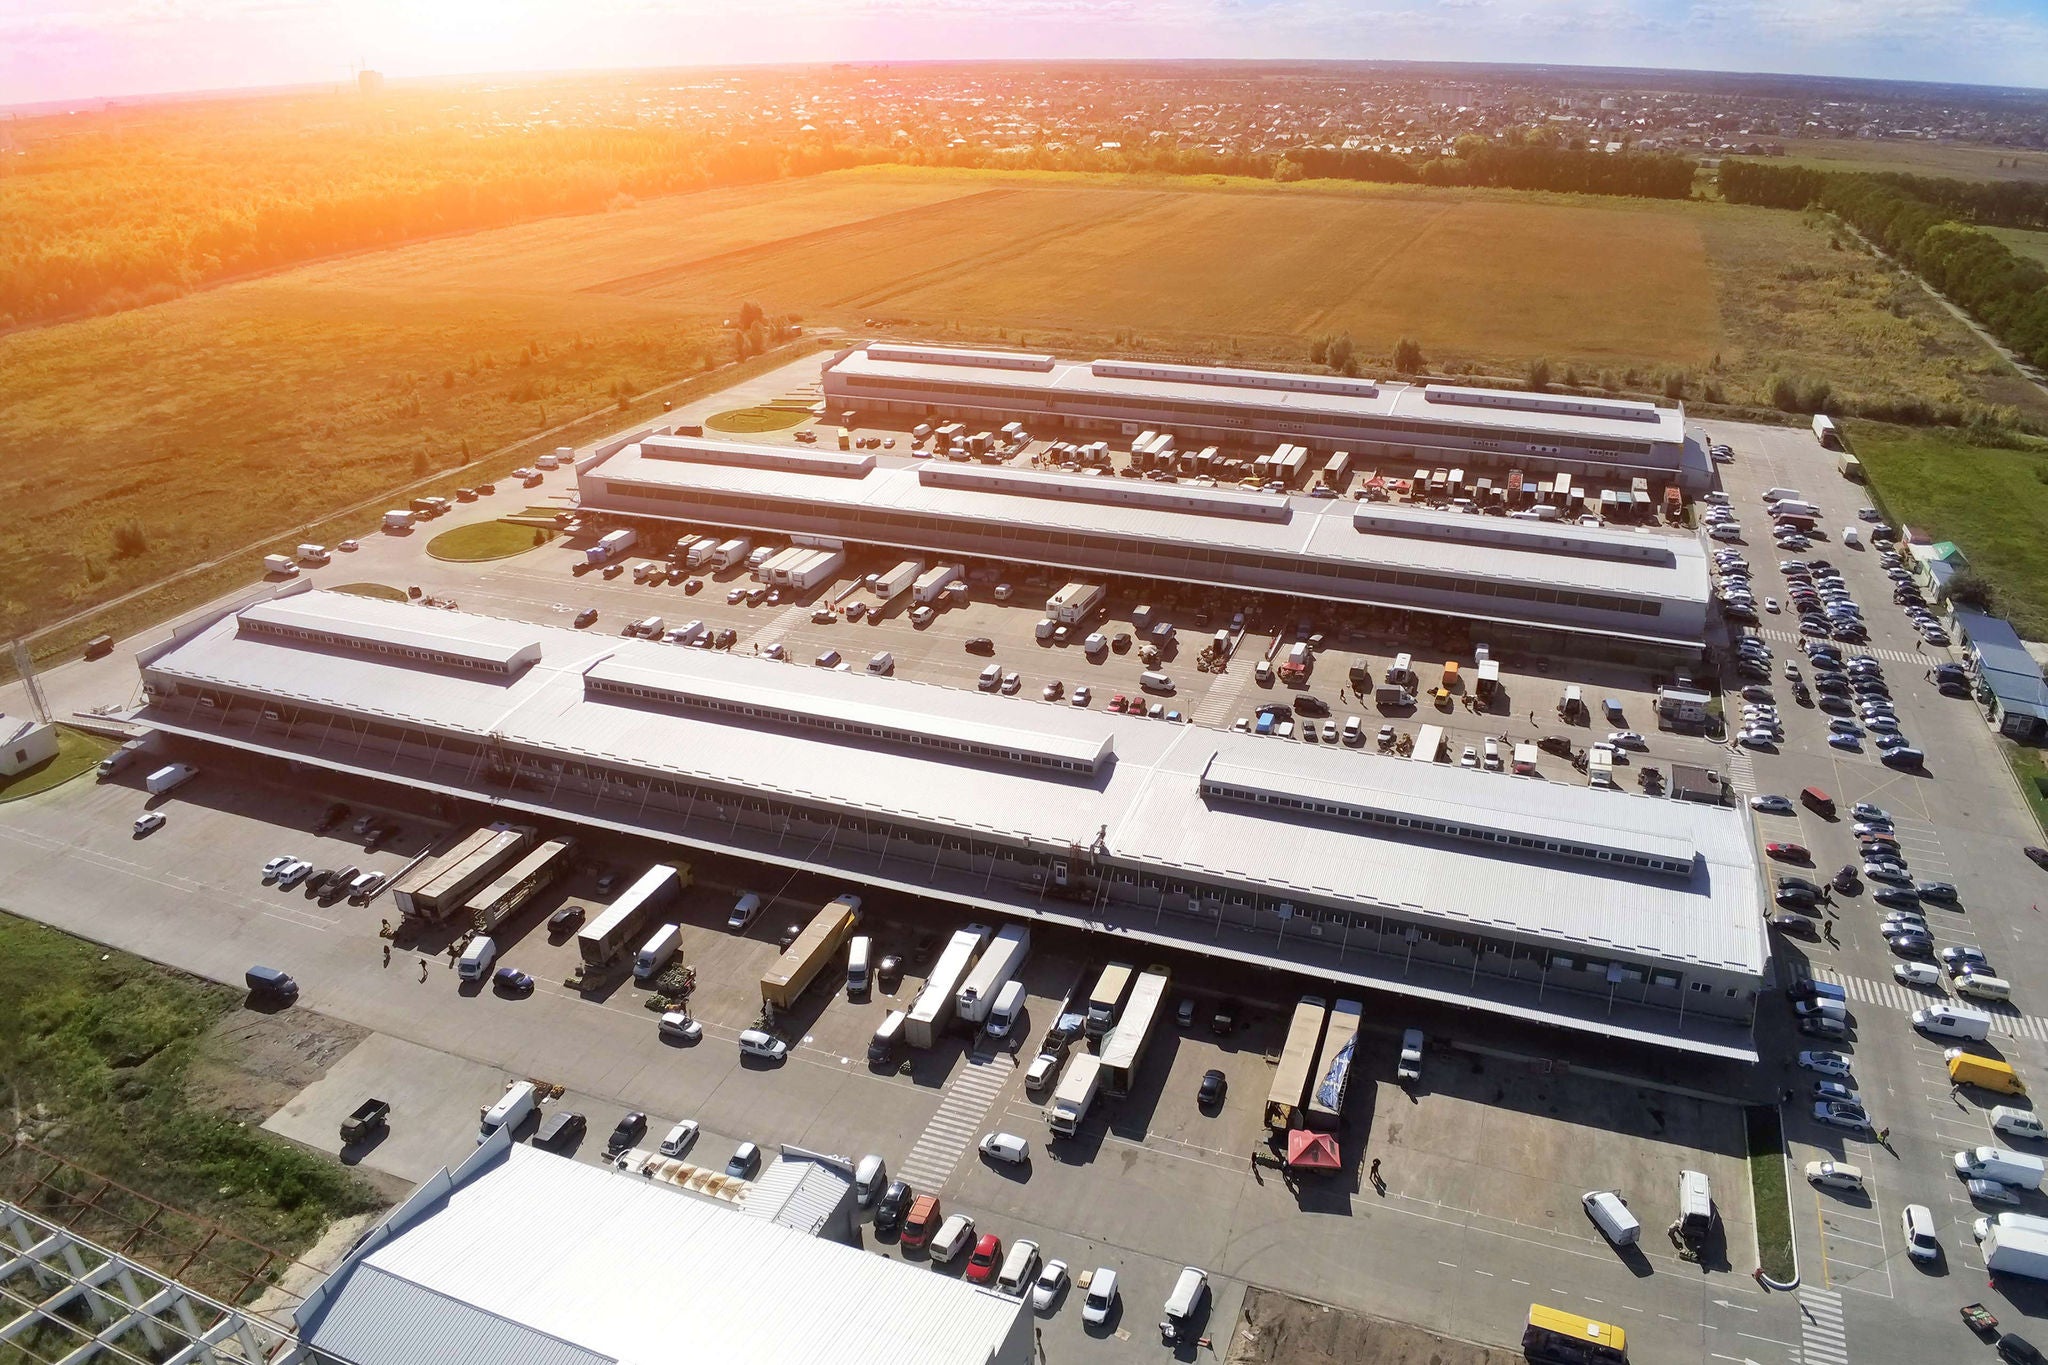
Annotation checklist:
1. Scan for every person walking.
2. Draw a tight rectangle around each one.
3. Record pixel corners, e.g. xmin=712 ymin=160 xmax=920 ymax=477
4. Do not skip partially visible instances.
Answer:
xmin=382 ymin=943 xmax=391 ymax=967
xmin=418 ymin=958 xmax=429 ymax=982
xmin=1878 ymin=1126 xmax=1891 ymax=1144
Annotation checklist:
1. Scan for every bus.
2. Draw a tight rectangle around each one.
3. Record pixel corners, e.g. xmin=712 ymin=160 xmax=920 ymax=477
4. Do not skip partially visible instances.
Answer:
xmin=1265 ymin=996 xmax=1328 ymax=1130
xmin=1523 ymin=1304 xmax=1627 ymax=1365
xmin=1305 ymin=999 xmax=1363 ymax=1130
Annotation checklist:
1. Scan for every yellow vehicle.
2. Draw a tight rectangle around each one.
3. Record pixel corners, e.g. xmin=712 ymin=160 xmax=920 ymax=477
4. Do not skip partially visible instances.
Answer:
xmin=1950 ymin=1051 xmax=2027 ymax=1096
xmin=1523 ymin=1304 xmax=1627 ymax=1364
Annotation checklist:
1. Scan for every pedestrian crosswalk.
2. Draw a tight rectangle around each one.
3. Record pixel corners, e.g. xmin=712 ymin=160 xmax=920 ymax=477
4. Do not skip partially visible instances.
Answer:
xmin=742 ymin=603 xmax=809 ymax=653
xmin=1727 ymin=748 xmax=1757 ymax=795
xmin=1815 ymin=967 xmax=2048 ymax=1043
xmin=895 ymin=1055 xmax=1014 ymax=1190
xmin=1754 ymin=630 xmax=1921 ymax=666
xmin=1192 ymin=658 xmax=1254 ymax=727
xmin=1798 ymin=1285 xmax=1848 ymax=1365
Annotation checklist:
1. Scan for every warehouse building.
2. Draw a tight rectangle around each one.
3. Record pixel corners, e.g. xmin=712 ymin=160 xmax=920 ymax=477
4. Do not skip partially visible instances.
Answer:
xmin=293 ymin=1130 xmax=1029 ymax=1365
xmin=822 ymin=343 xmax=1707 ymax=492
xmin=137 ymin=591 xmax=1766 ymax=1059
xmin=577 ymin=435 xmax=1712 ymax=663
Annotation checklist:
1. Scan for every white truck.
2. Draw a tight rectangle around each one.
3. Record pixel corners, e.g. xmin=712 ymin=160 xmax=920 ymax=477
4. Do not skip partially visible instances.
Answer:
xmin=383 ymin=509 xmax=416 ymax=532
xmin=786 ymin=547 xmax=847 ymax=591
xmin=873 ymin=559 xmax=925 ymax=604
xmin=296 ymin=543 xmax=330 ymax=565
xmin=587 ymin=528 xmax=637 ymax=565
xmin=1047 ymin=1053 xmax=1103 ymax=1138
xmin=144 ymin=763 xmax=198 ymax=795
xmin=905 ymin=925 xmax=990 ymax=1050
xmin=913 ymin=563 xmax=965 ymax=604
xmin=1984 ymin=1224 xmax=2048 ymax=1280
xmin=685 ymin=536 xmax=721 ymax=569
xmin=713 ymin=537 xmax=751 ymax=569
xmin=1396 ymin=1028 xmax=1425 ymax=1084
xmin=1045 ymin=582 xmax=1106 ymax=625
xmin=262 ymin=554 xmax=299 ymax=577
xmin=1588 ymin=747 xmax=1615 ymax=788
xmin=1955 ymin=1146 xmax=2047 ymax=1191
xmin=956 ymin=925 xmax=1030 ymax=1031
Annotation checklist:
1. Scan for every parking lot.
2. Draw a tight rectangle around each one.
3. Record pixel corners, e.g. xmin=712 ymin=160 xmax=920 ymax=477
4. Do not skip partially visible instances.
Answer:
xmin=11 ymin=346 xmax=2048 ymax=1365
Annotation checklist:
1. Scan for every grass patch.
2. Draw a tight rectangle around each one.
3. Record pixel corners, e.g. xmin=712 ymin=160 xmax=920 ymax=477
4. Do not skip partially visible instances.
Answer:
xmin=1848 ymin=420 xmax=2048 ymax=638
xmin=426 ymin=519 xmax=555 ymax=562
xmin=0 ymin=913 xmax=380 ymax=1264
xmin=1746 ymin=1106 xmax=1796 ymax=1281
xmin=328 ymin=581 xmax=409 ymax=602
xmin=0 ymin=726 xmax=116 ymax=803
xmin=2005 ymin=741 xmax=2048 ymax=840
xmin=706 ymin=404 xmax=810 ymax=433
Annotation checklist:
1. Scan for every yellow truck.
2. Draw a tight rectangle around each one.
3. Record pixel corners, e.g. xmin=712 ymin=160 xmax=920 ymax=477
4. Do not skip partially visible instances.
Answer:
xmin=1950 ymin=1051 xmax=2027 ymax=1096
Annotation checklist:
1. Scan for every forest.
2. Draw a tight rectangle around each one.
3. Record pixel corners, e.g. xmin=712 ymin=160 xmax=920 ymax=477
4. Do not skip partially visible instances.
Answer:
xmin=2 ymin=93 xmax=1700 ymax=331
xmin=1721 ymin=160 xmax=2048 ymax=368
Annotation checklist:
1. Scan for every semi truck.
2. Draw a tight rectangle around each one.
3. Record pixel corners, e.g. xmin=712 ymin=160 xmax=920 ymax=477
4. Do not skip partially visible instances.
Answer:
xmin=1266 ymin=996 xmax=1329 ymax=1130
xmin=754 ymin=546 xmax=806 ymax=582
xmin=1984 ymin=1224 xmax=2048 ymax=1281
xmin=587 ymin=528 xmax=637 ymax=565
xmin=873 ymin=559 xmax=925 ymax=604
xmin=1305 ymin=998 xmax=1363 ymax=1130
xmin=956 ymin=925 xmax=1030 ymax=1031
xmin=905 ymin=925 xmax=991 ymax=1049
xmin=788 ymin=547 xmax=847 ymax=591
xmin=1099 ymin=968 xmax=1169 ymax=1097
xmin=144 ymin=763 xmax=199 ymax=795
xmin=1084 ymin=962 xmax=1137 ymax=1039
xmin=760 ymin=893 xmax=862 ymax=1011
xmin=461 ymin=836 xmax=576 ymax=935
xmin=1045 ymin=583 xmax=1106 ymax=625
xmin=391 ymin=823 xmax=536 ymax=925
xmin=913 ymin=563 xmax=965 ymax=604
xmin=713 ymin=537 xmax=751 ymax=569
xmin=576 ymin=863 xmax=689 ymax=969
xmin=1046 ymin=1053 xmax=1103 ymax=1138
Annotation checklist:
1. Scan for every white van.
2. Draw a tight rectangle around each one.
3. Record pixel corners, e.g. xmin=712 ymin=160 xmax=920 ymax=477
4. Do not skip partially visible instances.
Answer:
xmin=477 ymin=1080 xmax=537 ymax=1143
xmin=867 ymin=1010 xmax=907 ymax=1068
xmin=984 ymin=979 xmax=1026 ymax=1038
xmin=728 ymin=892 xmax=761 ymax=930
xmin=1916 ymin=1005 xmax=1994 ymax=1040
xmin=1958 ymin=974 xmax=2013 ymax=1003
xmin=457 ymin=935 xmax=498 ymax=981
xmin=634 ymin=923 xmax=682 ymax=980
xmin=845 ymin=935 xmax=872 ymax=998
xmin=630 ymin=615 xmax=664 ymax=639
xmin=867 ymin=651 xmax=894 ymax=675
xmin=1678 ymin=1169 xmax=1715 ymax=1239
xmin=1842 ymin=526 xmax=1860 ymax=547
xmin=1762 ymin=487 xmax=1802 ymax=503
xmin=1582 ymin=1190 xmax=1641 ymax=1247
xmin=853 ymin=1153 xmax=888 ymax=1208
xmin=1139 ymin=670 xmax=1175 ymax=694
xmin=1035 ymin=618 xmax=1057 ymax=641
xmin=978 ymin=663 xmax=1003 ymax=690
xmin=1993 ymin=1107 xmax=2047 ymax=1141
xmin=996 ymin=1239 xmax=1041 ymax=1295
xmin=1163 ymin=1266 xmax=1209 ymax=1328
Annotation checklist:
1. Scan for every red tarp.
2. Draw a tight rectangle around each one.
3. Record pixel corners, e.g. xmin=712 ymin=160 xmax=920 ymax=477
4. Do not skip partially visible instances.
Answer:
xmin=1286 ymin=1129 xmax=1341 ymax=1170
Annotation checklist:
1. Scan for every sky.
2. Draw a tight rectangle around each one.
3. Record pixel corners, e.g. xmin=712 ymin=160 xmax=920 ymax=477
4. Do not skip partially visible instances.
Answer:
xmin=3 ymin=0 xmax=2043 ymax=106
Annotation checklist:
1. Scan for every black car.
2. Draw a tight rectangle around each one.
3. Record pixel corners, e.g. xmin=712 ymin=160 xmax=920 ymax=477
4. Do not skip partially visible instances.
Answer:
xmin=1775 ymin=890 xmax=1818 ymax=910
xmin=1293 ymin=695 xmax=1330 ymax=718
xmin=1999 ymin=1334 xmax=2045 ymax=1365
xmin=1776 ymin=876 xmax=1821 ymax=896
xmin=877 ymin=954 xmax=904 ymax=990
xmin=1197 ymin=1069 xmax=1228 ymax=1107
xmin=606 ymin=1111 xmax=647 ymax=1157
xmin=315 ymin=802 xmax=350 ymax=835
xmin=548 ymin=905 xmax=587 ymax=937
xmin=574 ymin=608 xmax=598 ymax=628
xmin=1210 ymin=998 xmax=1240 ymax=1035
xmin=777 ymin=924 xmax=803 ymax=951
xmin=874 ymin=1179 xmax=913 ymax=1235
xmin=2027 ymin=846 xmax=2048 ymax=871
xmin=1770 ymin=914 xmax=1820 ymax=939
xmin=1873 ymin=887 xmax=1922 ymax=909
xmin=965 ymin=637 xmax=996 ymax=654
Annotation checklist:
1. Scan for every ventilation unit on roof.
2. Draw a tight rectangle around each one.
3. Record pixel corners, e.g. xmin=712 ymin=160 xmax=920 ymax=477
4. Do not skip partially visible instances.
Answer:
xmin=917 ymin=463 xmax=1291 ymax=523
xmin=865 ymin=344 xmax=1056 ymax=372
xmin=638 ymin=437 xmax=875 ymax=478
xmin=1091 ymin=359 xmax=1379 ymax=399
xmin=1421 ymin=385 xmax=1664 ymax=423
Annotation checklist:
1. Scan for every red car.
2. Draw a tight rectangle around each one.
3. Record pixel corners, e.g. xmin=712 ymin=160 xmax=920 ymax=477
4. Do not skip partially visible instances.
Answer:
xmin=965 ymin=1233 xmax=1002 ymax=1284
xmin=1766 ymin=843 xmax=1809 ymax=861
xmin=1108 ymin=694 xmax=1129 ymax=714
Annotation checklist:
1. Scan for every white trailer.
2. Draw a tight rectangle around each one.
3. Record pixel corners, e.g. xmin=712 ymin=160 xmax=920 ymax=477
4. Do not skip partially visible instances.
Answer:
xmin=786 ymin=547 xmax=846 ymax=591
xmin=755 ymin=546 xmax=806 ymax=583
xmin=144 ymin=763 xmax=199 ymax=795
xmin=713 ymin=537 xmax=751 ymax=569
xmin=1984 ymin=1224 xmax=2048 ymax=1281
xmin=873 ymin=559 xmax=925 ymax=604
xmin=1099 ymin=968 xmax=1170 ymax=1097
xmin=956 ymin=925 xmax=1029 ymax=1030
xmin=905 ymin=926 xmax=989 ymax=1049
xmin=1045 ymin=583 xmax=1106 ymax=625
xmin=913 ymin=563 xmax=965 ymax=604
xmin=588 ymin=528 xmax=636 ymax=565
xmin=1047 ymin=1054 xmax=1102 ymax=1138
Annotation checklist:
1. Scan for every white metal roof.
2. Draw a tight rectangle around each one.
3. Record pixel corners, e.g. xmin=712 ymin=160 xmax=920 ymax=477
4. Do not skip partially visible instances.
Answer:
xmin=142 ymin=592 xmax=1763 ymax=974
xmin=240 ymin=593 xmax=541 ymax=671
xmin=310 ymin=1142 xmax=1022 ymax=1365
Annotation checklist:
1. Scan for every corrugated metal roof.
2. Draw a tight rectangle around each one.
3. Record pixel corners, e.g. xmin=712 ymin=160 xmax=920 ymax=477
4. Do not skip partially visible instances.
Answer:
xmin=740 ymin=1159 xmax=851 ymax=1237
xmin=1956 ymin=609 xmax=2048 ymax=719
xmin=316 ymin=1144 xmax=1022 ymax=1365
xmin=241 ymin=594 xmax=540 ymax=670
xmin=142 ymin=592 xmax=1764 ymax=973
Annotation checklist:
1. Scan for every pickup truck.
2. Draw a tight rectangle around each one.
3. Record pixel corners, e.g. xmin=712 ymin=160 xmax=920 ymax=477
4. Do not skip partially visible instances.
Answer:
xmin=340 ymin=1098 xmax=390 ymax=1144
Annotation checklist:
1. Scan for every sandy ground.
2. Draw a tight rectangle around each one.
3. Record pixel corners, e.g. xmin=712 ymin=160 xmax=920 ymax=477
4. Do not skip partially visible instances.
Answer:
xmin=1226 ymin=1287 xmax=1517 ymax=1365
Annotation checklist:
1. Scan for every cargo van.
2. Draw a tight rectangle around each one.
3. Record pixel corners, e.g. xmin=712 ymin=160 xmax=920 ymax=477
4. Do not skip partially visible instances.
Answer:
xmin=1762 ymin=488 xmax=1802 ymax=503
xmin=853 ymin=1154 xmax=888 ymax=1208
xmin=1954 ymin=1146 xmax=2047 ymax=1191
xmin=997 ymin=1241 xmax=1040 ymax=1294
xmin=867 ymin=651 xmax=894 ymax=675
xmin=1139 ymin=670 xmax=1175 ymax=694
xmin=868 ymin=1010 xmax=908 ymax=1068
xmin=1958 ymin=974 xmax=2013 ymax=1003
xmin=1993 ymin=1107 xmax=2047 ymax=1141
xmin=457 ymin=935 xmax=498 ymax=981
xmin=846 ymin=935 xmax=872 ymax=998
xmin=1582 ymin=1190 xmax=1641 ymax=1247
xmin=1917 ymin=1005 xmax=1993 ymax=1041
xmin=478 ymin=1080 xmax=538 ymax=1143
xmin=1801 ymin=786 xmax=1836 ymax=817
xmin=1678 ymin=1169 xmax=1715 ymax=1239
xmin=244 ymin=965 xmax=298 ymax=1002
xmin=634 ymin=923 xmax=682 ymax=980
xmin=900 ymin=1194 xmax=942 ymax=1250
xmin=1163 ymin=1266 xmax=1209 ymax=1331
xmin=1949 ymin=1049 xmax=2026 ymax=1094
xmin=984 ymin=979 xmax=1026 ymax=1038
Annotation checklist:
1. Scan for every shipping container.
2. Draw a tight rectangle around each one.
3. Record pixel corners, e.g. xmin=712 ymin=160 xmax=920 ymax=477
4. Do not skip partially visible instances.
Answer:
xmin=873 ymin=559 xmax=925 ymax=603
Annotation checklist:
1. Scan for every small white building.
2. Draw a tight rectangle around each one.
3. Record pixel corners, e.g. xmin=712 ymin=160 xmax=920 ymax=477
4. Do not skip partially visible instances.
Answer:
xmin=0 ymin=714 xmax=58 ymax=777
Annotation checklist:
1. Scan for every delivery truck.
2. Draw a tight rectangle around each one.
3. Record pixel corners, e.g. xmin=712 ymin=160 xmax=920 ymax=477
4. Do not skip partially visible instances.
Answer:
xmin=144 ymin=763 xmax=199 ymax=795
xmin=905 ymin=925 xmax=991 ymax=1049
xmin=956 ymin=925 xmax=1030 ymax=1032
xmin=587 ymin=528 xmax=637 ymax=565
xmin=713 ymin=537 xmax=751 ymax=569
xmin=1047 ymin=1053 xmax=1103 ymax=1138
xmin=1084 ymin=962 xmax=1137 ymax=1039
xmin=913 ymin=563 xmax=965 ymax=604
xmin=1984 ymin=1224 xmax=2048 ymax=1281
xmin=873 ymin=559 xmax=925 ymax=604
xmin=760 ymin=894 xmax=861 ymax=1011
xmin=262 ymin=554 xmax=299 ymax=577
xmin=1949 ymin=1051 xmax=2027 ymax=1095
xmin=382 ymin=510 xmax=416 ymax=532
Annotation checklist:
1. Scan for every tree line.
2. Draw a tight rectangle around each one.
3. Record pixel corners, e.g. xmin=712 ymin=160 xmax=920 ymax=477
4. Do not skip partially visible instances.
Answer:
xmin=1721 ymin=161 xmax=2048 ymax=369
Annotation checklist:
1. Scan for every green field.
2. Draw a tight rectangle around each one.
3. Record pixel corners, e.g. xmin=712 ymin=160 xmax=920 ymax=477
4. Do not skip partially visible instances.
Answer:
xmin=707 ymin=404 xmax=812 ymax=433
xmin=0 ymin=727 xmax=114 ymax=803
xmin=3 ymin=164 xmax=2038 ymax=650
xmin=0 ymin=914 xmax=380 ymax=1284
xmin=427 ymin=519 xmax=554 ymax=562
xmin=1777 ymin=139 xmax=2048 ymax=184
xmin=1989 ymin=226 xmax=2048 ymax=270
xmin=329 ymin=581 xmax=410 ymax=601
xmin=1850 ymin=420 xmax=2048 ymax=637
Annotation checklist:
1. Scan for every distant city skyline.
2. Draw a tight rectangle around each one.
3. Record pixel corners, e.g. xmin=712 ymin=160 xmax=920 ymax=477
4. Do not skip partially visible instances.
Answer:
xmin=3 ymin=0 xmax=2043 ymax=108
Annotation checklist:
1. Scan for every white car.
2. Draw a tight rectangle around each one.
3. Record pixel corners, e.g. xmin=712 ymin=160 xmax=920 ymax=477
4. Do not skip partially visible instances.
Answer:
xmin=133 ymin=812 xmax=166 ymax=836
xmin=1805 ymin=1161 xmax=1865 ymax=1193
xmin=658 ymin=1120 xmax=700 ymax=1157
xmin=1459 ymin=745 xmax=1478 ymax=768
xmin=1799 ymin=1049 xmax=1852 ymax=1078
xmin=1081 ymin=1267 xmax=1119 ymax=1326
xmin=1750 ymin=795 xmax=1794 ymax=815
xmin=978 ymin=1132 xmax=1029 ymax=1165
xmin=761 ymin=641 xmax=785 ymax=660
xmin=1894 ymin=962 xmax=1942 ymax=988
xmin=1606 ymin=731 xmax=1646 ymax=750
xmin=336 ymin=538 xmax=360 ymax=552
xmin=1031 ymin=1258 xmax=1069 ymax=1312
xmin=1852 ymin=802 xmax=1889 ymax=823
xmin=263 ymin=854 xmax=297 ymax=880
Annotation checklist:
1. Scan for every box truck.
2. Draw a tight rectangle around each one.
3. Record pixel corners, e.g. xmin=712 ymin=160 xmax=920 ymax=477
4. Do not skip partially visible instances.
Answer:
xmin=1047 ymin=1053 xmax=1103 ymax=1138
xmin=1984 ymin=1224 xmax=2048 ymax=1281
xmin=382 ymin=509 xmax=416 ymax=532
xmin=1084 ymin=962 xmax=1136 ymax=1039
xmin=906 ymin=925 xmax=991 ymax=1049
xmin=713 ymin=537 xmax=750 ymax=569
xmin=144 ymin=763 xmax=199 ymax=795
xmin=587 ymin=528 xmax=637 ymax=565
xmin=956 ymin=925 xmax=1030 ymax=1032
xmin=262 ymin=554 xmax=299 ymax=577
